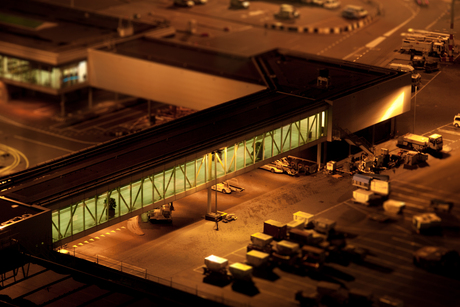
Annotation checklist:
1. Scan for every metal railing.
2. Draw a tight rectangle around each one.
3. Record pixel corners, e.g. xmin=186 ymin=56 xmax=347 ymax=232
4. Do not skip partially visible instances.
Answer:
xmin=69 ymin=250 xmax=250 ymax=307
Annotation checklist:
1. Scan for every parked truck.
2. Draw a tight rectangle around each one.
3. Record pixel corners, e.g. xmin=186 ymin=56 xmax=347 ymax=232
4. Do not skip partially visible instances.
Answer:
xmin=397 ymin=133 xmax=443 ymax=152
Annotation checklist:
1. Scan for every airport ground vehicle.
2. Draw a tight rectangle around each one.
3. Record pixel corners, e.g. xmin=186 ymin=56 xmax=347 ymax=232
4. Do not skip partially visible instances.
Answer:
xmin=148 ymin=203 xmax=172 ymax=223
xmin=342 ymin=5 xmax=368 ymax=19
xmin=400 ymin=29 xmax=450 ymax=57
xmin=430 ymin=199 xmax=454 ymax=212
xmin=286 ymin=156 xmax=317 ymax=174
xmin=211 ymin=182 xmax=232 ymax=194
xmin=174 ymin=0 xmax=194 ymax=7
xmin=454 ymin=113 xmax=460 ymax=128
xmin=259 ymin=163 xmax=284 ymax=174
xmin=413 ymin=246 xmax=459 ymax=271
xmin=323 ymin=0 xmax=340 ymax=9
xmin=397 ymin=133 xmax=443 ymax=152
xmin=230 ymin=0 xmax=249 ymax=8
xmin=274 ymin=4 xmax=300 ymax=19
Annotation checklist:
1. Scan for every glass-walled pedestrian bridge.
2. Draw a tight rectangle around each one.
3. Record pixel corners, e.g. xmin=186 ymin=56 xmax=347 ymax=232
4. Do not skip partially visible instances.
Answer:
xmin=51 ymin=105 xmax=328 ymax=245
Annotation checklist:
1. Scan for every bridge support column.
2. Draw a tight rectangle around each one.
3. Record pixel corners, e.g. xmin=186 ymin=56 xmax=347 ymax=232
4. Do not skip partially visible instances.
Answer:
xmin=207 ymin=187 xmax=212 ymax=214
xmin=317 ymin=143 xmax=322 ymax=169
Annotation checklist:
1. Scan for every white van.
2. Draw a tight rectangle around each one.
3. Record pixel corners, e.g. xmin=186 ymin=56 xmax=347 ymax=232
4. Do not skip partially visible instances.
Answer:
xmin=388 ymin=63 xmax=415 ymax=72
xmin=342 ymin=5 xmax=368 ymax=19
xmin=454 ymin=113 xmax=460 ymax=128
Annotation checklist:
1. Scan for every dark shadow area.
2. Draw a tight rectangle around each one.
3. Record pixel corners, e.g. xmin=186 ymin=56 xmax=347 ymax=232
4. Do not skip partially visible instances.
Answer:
xmin=231 ymin=280 xmax=260 ymax=296
xmin=357 ymin=260 xmax=393 ymax=274
xmin=251 ymin=267 xmax=280 ymax=281
xmin=202 ymin=274 xmax=233 ymax=287
xmin=320 ymin=265 xmax=355 ymax=282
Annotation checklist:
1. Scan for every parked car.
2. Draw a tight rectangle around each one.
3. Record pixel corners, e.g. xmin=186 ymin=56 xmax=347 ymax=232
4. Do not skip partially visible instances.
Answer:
xmin=453 ymin=114 xmax=460 ymax=128
xmin=415 ymin=0 xmax=429 ymax=6
xmin=259 ymin=163 xmax=284 ymax=174
xmin=230 ymin=0 xmax=249 ymax=8
xmin=174 ymin=0 xmax=194 ymax=7
xmin=323 ymin=0 xmax=340 ymax=9
xmin=342 ymin=5 xmax=368 ymax=19
xmin=275 ymin=4 xmax=300 ymax=19
xmin=193 ymin=0 xmax=207 ymax=3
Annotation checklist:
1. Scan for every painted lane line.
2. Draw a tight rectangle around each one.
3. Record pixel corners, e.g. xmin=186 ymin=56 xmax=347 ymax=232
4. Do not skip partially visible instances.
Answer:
xmin=0 ymin=113 xmax=98 ymax=145
xmin=15 ymin=135 xmax=74 ymax=153
xmin=391 ymin=236 xmax=423 ymax=247
xmin=366 ymin=36 xmax=386 ymax=48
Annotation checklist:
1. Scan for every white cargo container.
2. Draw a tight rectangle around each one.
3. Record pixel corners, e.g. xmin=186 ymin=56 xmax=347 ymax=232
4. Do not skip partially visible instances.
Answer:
xmin=353 ymin=189 xmax=374 ymax=205
xmin=204 ymin=255 xmax=228 ymax=272
xmin=293 ymin=211 xmax=314 ymax=227
xmin=287 ymin=219 xmax=304 ymax=231
xmin=412 ymin=213 xmax=441 ymax=233
xmin=250 ymin=232 xmax=273 ymax=248
xmin=246 ymin=250 xmax=270 ymax=267
xmin=276 ymin=240 xmax=299 ymax=256
xmin=229 ymin=263 xmax=253 ymax=281
xmin=383 ymin=200 xmax=405 ymax=214
xmin=370 ymin=180 xmax=390 ymax=196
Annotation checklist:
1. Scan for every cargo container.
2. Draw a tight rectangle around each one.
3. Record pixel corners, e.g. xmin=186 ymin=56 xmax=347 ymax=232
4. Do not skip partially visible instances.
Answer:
xmin=204 ymin=255 xmax=228 ymax=274
xmin=263 ymin=219 xmax=287 ymax=240
xmin=312 ymin=217 xmax=336 ymax=234
xmin=412 ymin=213 xmax=441 ymax=233
xmin=229 ymin=263 xmax=253 ymax=281
xmin=276 ymin=240 xmax=300 ymax=256
xmin=293 ymin=211 xmax=314 ymax=227
xmin=289 ymin=228 xmax=313 ymax=246
xmin=246 ymin=250 xmax=270 ymax=267
xmin=370 ymin=179 xmax=390 ymax=196
xmin=383 ymin=200 xmax=405 ymax=214
xmin=287 ymin=219 xmax=304 ymax=231
xmin=353 ymin=189 xmax=375 ymax=205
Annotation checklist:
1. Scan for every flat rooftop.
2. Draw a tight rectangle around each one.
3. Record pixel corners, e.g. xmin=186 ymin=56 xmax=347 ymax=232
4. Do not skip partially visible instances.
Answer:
xmin=0 ymin=0 xmax=160 ymax=58
xmin=0 ymin=197 xmax=44 ymax=224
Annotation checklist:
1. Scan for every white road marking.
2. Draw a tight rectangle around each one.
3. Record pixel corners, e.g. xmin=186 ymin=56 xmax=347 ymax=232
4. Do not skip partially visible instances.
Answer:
xmin=391 ymin=236 xmax=423 ymax=247
xmin=15 ymin=135 xmax=74 ymax=153
xmin=366 ymin=36 xmax=386 ymax=48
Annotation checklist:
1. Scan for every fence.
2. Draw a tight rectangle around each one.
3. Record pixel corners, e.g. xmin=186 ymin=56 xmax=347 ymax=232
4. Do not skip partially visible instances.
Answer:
xmin=70 ymin=250 xmax=250 ymax=306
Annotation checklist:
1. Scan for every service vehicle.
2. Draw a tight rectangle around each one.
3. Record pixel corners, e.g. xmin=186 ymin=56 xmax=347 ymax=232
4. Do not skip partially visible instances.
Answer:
xmin=230 ymin=0 xmax=249 ymax=8
xmin=323 ymin=0 xmax=340 ymax=9
xmin=211 ymin=182 xmax=232 ymax=194
xmin=301 ymin=0 xmax=324 ymax=5
xmin=412 ymin=213 xmax=441 ymax=233
xmin=193 ymin=0 xmax=207 ymax=4
xmin=397 ymin=133 xmax=443 ymax=152
xmin=454 ymin=113 xmax=460 ymax=128
xmin=286 ymin=155 xmax=318 ymax=174
xmin=274 ymin=4 xmax=300 ymax=19
xmin=174 ymin=0 xmax=194 ymax=7
xmin=148 ymin=203 xmax=173 ymax=223
xmin=342 ymin=5 xmax=368 ymax=19
xmin=415 ymin=0 xmax=429 ymax=6
xmin=259 ymin=163 xmax=284 ymax=174
xmin=430 ymin=199 xmax=454 ymax=213
xmin=413 ymin=246 xmax=459 ymax=271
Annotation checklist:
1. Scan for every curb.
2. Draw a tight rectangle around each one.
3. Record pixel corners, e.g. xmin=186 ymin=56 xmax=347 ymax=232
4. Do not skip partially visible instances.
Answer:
xmin=265 ymin=15 xmax=376 ymax=34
